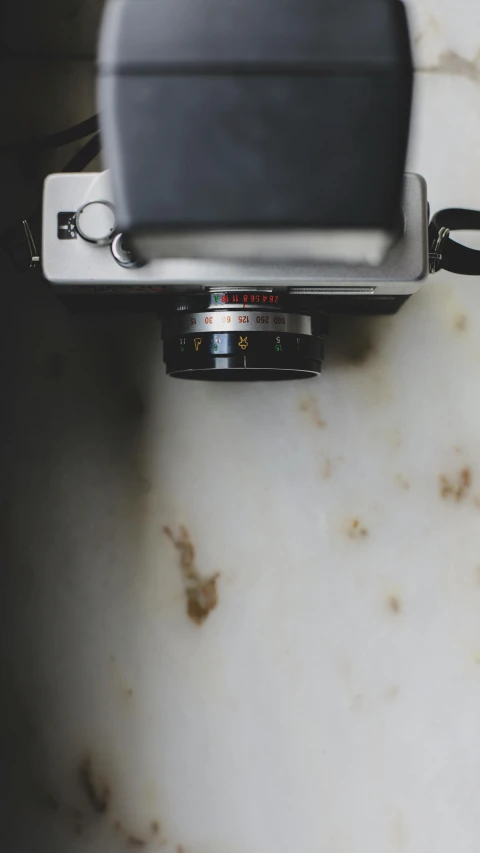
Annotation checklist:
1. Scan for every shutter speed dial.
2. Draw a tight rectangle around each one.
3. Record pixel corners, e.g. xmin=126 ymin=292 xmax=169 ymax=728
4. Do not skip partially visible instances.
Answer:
xmin=75 ymin=200 xmax=116 ymax=245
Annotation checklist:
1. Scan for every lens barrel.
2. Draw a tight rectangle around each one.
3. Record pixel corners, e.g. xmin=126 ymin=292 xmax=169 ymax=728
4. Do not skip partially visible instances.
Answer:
xmin=161 ymin=292 xmax=328 ymax=380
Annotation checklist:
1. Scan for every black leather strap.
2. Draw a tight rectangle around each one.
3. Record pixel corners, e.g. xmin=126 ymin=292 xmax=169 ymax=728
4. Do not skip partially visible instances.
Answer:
xmin=429 ymin=208 xmax=480 ymax=275
xmin=0 ymin=115 xmax=99 ymax=152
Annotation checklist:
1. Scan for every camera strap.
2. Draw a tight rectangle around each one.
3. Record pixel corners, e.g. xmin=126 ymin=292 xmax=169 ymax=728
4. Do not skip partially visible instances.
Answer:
xmin=429 ymin=208 xmax=480 ymax=275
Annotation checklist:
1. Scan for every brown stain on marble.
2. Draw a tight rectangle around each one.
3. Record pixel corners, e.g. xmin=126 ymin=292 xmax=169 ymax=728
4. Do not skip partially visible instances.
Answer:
xmin=320 ymin=455 xmax=344 ymax=480
xmin=299 ymin=395 xmax=326 ymax=429
xmin=327 ymin=317 xmax=396 ymax=406
xmin=336 ymin=324 xmax=375 ymax=365
xmin=440 ymin=468 xmax=471 ymax=501
xmin=78 ymin=756 xmax=110 ymax=814
xmin=327 ymin=316 xmax=381 ymax=367
xmin=433 ymin=49 xmax=480 ymax=82
xmin=164 ymin=525 xmax=219 ymax=625
xmin=48 ymin=765 xmax=160 ymax=846
xmin=114 ymin=819 xmax=155 ymax=848
xmin=394 ymin=473 xmax=410 ymax=490
xmin=44 ymin=791 xmax=89 ymax=837
xmin=127 ymin=836 xmax=147 ymax=848
xmin=387 ymin=594 xmax=401 ymax=615
xmin=344 ymin=335 xmax=375 ymax=365
xmin=347 ymin=518 xmax=368 ymax=539
xmin=454 ymin=314 xmax=468 ymax=332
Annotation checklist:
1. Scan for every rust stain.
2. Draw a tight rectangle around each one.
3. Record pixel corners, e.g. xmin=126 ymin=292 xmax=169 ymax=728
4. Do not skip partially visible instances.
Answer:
xmin=164 ymin=526 xmax=219 ymax=625
xmin=299 ymin=395 xmax=326 ymax=429
xmin=177 ymin=846 xmax=186 ymax=853
xmin=128 ymin=836 xmax=146 ymax=848
xmin=347 ymin=518 xmax=368 ymax=539
xmin=78 ymin=757 xmax=110 ymax=814
xmin=454 ymin=314 xmax=468 ymax=332
xmin=45 ymin=794 xmax=87 ymax=835
xmin=328 ymin=316 xmax=378 ymax=366
xmin=321 ymin=455 xmax=344 ymax=480
xmin=428 ymin=49 xmax=480 ymax=82
xmin=113 ymin=818 xmax=151 ymax=847
xmin=345 ymin=336 xmax=375 ymax=365
xmin=387 ymin=594 xmax=401 ymax=614
xmin=440 ymin=468 xmax=472 ymax=501
xmin=186 ymin=581 xmax=218 ymax=625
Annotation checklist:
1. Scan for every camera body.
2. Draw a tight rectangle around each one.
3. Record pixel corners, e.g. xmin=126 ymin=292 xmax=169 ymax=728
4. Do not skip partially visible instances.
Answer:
xmin=42 ymin=170 xmax=428 ymax=379
xmin=43 ymin=171 xmax=428 ymax=296
xmin=38 ymin=0 xmax=419 ymax=379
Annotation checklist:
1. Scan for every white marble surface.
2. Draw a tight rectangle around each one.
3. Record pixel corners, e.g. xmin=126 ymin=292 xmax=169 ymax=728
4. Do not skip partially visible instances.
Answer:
xmin=3 ymin=2 xmax=480 ymax=852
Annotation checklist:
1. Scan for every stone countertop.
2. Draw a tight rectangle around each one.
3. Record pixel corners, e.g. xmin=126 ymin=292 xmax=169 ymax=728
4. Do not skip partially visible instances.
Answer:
xmin=2 ymin=2 xmax=480 ymax=852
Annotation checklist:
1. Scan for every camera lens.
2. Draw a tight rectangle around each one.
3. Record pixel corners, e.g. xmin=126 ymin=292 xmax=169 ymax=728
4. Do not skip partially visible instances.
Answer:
xmin=161 ymin=291 xmax=327 ymax=380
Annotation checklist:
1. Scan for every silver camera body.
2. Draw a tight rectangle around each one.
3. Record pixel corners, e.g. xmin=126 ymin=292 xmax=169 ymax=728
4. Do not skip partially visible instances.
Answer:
xmin=42 ymin=171 xmax=429 ymax=379
xmin=44 ymin=171 xmax=427 ymax=295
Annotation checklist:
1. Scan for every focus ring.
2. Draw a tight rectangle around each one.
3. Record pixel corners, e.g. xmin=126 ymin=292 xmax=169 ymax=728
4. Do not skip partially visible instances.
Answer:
xmin=161 ymin=294 xmax=327 ymax=381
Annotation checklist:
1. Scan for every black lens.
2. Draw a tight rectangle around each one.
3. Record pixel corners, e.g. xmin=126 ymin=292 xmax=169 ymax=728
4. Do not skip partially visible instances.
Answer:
xmin=161 ymin=291 xmax=327 ymax=381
